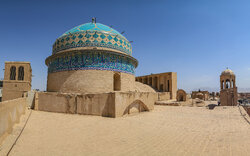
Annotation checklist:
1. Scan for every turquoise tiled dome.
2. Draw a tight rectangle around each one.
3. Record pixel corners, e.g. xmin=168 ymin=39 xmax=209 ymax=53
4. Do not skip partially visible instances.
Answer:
xmin=52 ymin=22 xmax=132 ymax=56
xmin=61 ymin=23 xmax=125 ymax=39
xmin=47 ymin=20 xmax=138 ymax=75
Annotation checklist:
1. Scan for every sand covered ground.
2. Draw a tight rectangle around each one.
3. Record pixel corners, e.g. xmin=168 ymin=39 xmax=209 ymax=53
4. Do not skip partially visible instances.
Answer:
xmin=6 ymin=105 xmax=250 ymax=156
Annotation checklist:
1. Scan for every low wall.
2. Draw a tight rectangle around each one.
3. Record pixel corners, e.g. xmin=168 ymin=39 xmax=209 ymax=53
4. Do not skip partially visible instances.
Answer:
xmin=243 ymin=106 xmax=250 ymax=116
xmin=158 ymin=92 xmax=171 ymax=101
xmin=35 ymin=92 xmax=157 ymax=118
xmin=115 ymin=92 xmax=157 ymax=117
xmin=77 ymin=93 xmax=115 ymax=117
xmin=37 ymin=92 xmax=77 ymax=114
xmin=0 ymin=98 xmax=26 ymax=144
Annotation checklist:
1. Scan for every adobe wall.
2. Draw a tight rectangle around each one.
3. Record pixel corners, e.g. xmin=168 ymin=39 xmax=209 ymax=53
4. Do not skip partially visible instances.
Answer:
xmin=191 ymin=91 xmax=209 ymax=101
xmin=0 ymin=98 xmax=27 ymax=144
xmin=170 ymin=73 xmax=177 ymax=99
xmin=77 ymin=93 xmax=115 ymax=117
xmin=36 ymin=92 xmax=115 ymax=117
xmin=158 ymin=92 xmax=171 ymax=101
xmin=47 ymin=70 xmax=135 ymax=93
xmin=220 ymin=88 xmax=238 ymax=106
xmin=2 ymin=62 xmax=32 ymax=101
xmin=136 ymin=72 xmax=177 ymax=99
xmin=114 ymin=92 xmax=157 ymax=117
xmin=35 ymin=91 xmax=157 ymax=118
xmin=36 ymin=92 xmax=77 ymax=114
xmin=2 ymin=81 xmax=31 ymax=101
xmin=243 ymin=106 xmax=250 ymax=116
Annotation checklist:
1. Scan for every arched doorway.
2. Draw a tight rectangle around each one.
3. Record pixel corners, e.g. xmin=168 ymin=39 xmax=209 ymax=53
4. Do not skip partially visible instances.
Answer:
xmin=113 ymin=73 xmax=121 ymax=91
xmin=179 ymin=95 xmax=184 ymax=101
xmin=177 ymin=89 xmax=187 ymax=102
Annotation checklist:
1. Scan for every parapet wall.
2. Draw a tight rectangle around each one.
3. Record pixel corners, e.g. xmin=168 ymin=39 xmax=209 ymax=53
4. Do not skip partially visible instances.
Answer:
xmin=114 ymin=92 xmax=156 ymax=117
xmin=243 ymin=106 xmax=250 ymax=116
xmin=35 ymin=92 xmax=157 ymax=118
xmin=158 ymin=92 xmax=171 ymax=101
xmin=0 ymin=98 xmax=27 ymax=144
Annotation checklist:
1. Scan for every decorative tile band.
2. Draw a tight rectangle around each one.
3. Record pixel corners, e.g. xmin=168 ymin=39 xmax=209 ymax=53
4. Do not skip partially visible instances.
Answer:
xmin=53 ymin=31 xmax=132 ymax=56
xmin=47 ymin=51 xmax=137 ymax=75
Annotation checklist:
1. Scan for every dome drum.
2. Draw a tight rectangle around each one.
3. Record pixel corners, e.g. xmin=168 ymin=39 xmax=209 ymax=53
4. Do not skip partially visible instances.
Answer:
xmin=46 ymin=50 xmax=138 ymax=75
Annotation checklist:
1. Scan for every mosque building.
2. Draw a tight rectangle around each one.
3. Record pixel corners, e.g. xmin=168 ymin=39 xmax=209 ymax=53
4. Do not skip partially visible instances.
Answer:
xmin=1 ymin=18 xmax=176 ymax=117
xmin=34 ymin=18 xmax=163 ymax=117
xmin=0 ymin=18 xmax=242 ymax=119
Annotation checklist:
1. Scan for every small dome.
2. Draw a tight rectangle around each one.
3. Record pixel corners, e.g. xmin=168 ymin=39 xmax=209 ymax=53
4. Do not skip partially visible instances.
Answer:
xmin=221 ymin=69 xmax=234 ymax=75
xmin=52 ymin=21 xmax=132 ymax=56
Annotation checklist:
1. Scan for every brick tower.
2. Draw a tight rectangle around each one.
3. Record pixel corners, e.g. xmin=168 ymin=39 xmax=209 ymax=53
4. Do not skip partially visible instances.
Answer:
xmin=2 ymin=62 xmax=32 ymax=101
xmin=220 ymin=69 xmax=237 ymax=106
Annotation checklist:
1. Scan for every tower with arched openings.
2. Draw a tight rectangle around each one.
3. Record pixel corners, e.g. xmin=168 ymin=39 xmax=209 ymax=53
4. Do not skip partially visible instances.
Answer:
xmin=220 ymin=69 xmax=237 ymax=106
xmin=2 ymin=62 xmax=32 ymax=101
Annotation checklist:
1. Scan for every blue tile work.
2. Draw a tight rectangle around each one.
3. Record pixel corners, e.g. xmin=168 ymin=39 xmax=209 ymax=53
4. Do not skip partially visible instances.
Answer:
xmin=62 ymin=23 xmax=124 ymax=38
xmin=47 ymin=51 xmax=137 ymax=75
xmin=53 ymin=23 xmax=132 ymax=56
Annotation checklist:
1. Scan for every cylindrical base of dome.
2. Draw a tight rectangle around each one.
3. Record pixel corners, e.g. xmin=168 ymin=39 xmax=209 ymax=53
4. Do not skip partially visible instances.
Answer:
xmin=47 ymin=70 xmax=135 ymax=93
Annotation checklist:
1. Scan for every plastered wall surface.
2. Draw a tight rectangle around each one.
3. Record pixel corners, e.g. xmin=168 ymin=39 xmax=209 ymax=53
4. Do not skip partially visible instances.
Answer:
xmin=47 ymin=70 xmax=135 ymax=93
xmin=0 ymin=98 xmax=26 ymax=144
xmin=35 ymin=92 xmax=157 ymax=118
xmin=2 ymin=62 xmax=31 ymax=101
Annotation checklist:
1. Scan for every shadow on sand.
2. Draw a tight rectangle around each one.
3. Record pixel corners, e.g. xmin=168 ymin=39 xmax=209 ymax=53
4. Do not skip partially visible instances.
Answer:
xmin=207 ymin=104 xmax=217 ymax=110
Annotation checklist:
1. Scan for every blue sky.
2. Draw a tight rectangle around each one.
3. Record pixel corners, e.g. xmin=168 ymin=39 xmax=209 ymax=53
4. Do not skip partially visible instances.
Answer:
xmin=1 ymin=0 xmax=250 ymax=92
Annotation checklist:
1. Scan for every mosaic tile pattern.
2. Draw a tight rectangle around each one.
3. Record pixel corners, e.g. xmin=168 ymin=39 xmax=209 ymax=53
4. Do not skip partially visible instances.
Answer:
xmin=53 ymin=23 xmax=132 ymax=56
xmin=47 ymin=51 xmax=137 ymax=75
xmin=62 ymin=23 xmax=123 ymax=37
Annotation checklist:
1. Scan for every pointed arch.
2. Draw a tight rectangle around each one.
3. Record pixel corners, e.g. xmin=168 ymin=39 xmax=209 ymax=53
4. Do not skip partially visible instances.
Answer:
xmin=113 ymin=73 xmax=121 ymax=91
xmin=18 ymin=66 xmax=24 ymax=80
xmin=123 ymin=100 xmax=149 ymax=115
xmin=10 ymin=66 xmax=16 ymax=80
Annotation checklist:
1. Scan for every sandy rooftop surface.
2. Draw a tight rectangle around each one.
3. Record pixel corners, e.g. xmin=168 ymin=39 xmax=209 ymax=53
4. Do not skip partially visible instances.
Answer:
xmin=7 ymin=105 xmax=250 ymax=156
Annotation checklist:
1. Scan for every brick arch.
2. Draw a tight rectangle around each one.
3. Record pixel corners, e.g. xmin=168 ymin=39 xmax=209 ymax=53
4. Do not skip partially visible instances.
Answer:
xmin=123 ymin=100 xmax=149 ymax=115
xmin=177 ymin=89 xmax=187 ymax=101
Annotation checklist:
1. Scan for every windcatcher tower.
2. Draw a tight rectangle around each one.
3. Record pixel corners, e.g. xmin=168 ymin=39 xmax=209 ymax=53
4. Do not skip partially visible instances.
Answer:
xmin=2 ymin=62 xmax=32 ymax=101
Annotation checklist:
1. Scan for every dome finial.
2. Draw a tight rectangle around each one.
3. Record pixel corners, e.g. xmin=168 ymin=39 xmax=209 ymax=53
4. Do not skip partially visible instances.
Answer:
xmin=92 ymin=17 xmax=96 ymax=23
